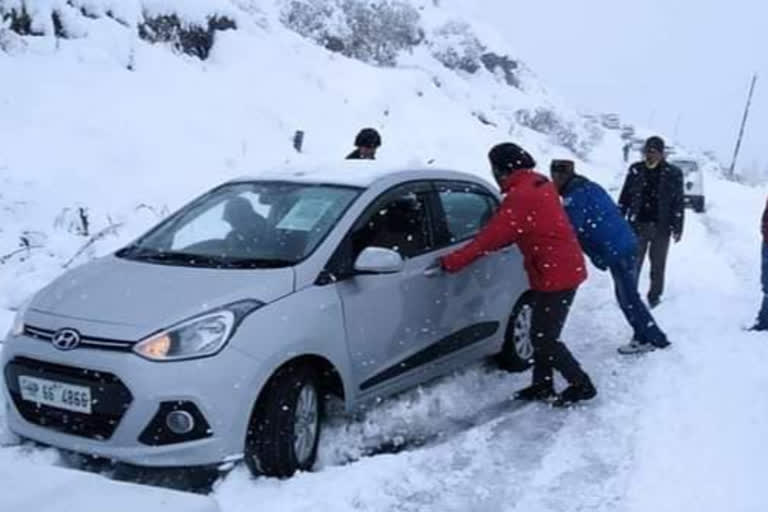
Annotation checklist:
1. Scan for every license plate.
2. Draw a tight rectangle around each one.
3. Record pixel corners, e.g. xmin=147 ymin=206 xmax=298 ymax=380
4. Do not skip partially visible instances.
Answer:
xmin=18 ymin=376 xmax=92 ymax=415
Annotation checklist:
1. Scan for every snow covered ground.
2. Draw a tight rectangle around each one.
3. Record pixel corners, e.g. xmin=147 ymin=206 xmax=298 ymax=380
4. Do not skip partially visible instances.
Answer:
xmin=210 ymin=172 xmax=768 ymax=512
xmin=4 ymin=168 xmax=764 ymax=511
xmin=2 ymin=0 xmax=768 ymax=510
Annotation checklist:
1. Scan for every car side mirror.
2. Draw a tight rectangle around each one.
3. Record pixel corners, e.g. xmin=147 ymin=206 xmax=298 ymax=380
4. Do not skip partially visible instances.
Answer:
xmin=354 ymin=247 xmax=404 ymax=274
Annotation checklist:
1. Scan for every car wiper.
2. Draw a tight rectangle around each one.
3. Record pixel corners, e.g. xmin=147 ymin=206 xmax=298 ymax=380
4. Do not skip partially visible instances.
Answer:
xmin=223 ymin=258 xmax=295 ymax=269
xmin=119 ymin=247 xmax=219 ymax=266
xmin=118 ymin=247 xmax=294 ymax=269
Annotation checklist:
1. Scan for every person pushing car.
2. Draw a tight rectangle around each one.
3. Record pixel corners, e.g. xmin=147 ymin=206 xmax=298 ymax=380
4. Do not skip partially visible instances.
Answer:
xmin=549 ymin=159 xmax=671 ymax=355
xmin=440 ymin=143 xmax=596 ymax=407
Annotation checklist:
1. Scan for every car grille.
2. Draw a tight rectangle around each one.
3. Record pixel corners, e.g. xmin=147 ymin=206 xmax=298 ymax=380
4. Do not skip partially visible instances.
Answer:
xmin=4 ymin=357 xmax=133 ymax=440
xmin=24 ymin=325 xmax=134 ymax=352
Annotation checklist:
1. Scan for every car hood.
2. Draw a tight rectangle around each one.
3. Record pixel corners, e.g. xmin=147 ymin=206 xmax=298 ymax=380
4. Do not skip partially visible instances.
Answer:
xmin=29 ymin=255 xmax=295 ymax=334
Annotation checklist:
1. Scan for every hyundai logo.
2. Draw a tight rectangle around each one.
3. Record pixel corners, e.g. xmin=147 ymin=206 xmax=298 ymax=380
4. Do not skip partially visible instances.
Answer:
xmin=52 ymin=329 xmax=81 ymax=351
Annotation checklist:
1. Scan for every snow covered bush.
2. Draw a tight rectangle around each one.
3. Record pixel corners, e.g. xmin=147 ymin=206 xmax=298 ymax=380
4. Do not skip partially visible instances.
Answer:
xmin=480 ymin=52 xmax=520 ymax=89
xmin=429 ymin=20 xmax=485 ymax=74
xmin=516 ymin=108 xmax=602 ymax=159
xmin=1 ymin=0 xmax=35 ymax=36
xmin=280 ymin=0 xmax=424 ymax=66
xmin=0 ymin=25 xmax=25 ymax=52
xmin=138 ymin=13 xmax=236 ymax=60
xmin=0 ymin=0 xmax=237 ymax=59
xmin=427 ymin=20 xmax=521 ymax=88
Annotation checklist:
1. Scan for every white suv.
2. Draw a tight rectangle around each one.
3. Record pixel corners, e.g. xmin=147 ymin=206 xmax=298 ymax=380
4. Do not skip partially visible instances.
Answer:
xmin=670 ymin=159 xmax=705 ymax=213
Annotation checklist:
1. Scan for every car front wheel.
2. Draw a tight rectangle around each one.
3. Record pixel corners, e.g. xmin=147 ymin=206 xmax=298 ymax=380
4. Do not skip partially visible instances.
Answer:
xmin=496 ymin=291 xmax=535 ymax=372
xmin=244 ymin=364 xmax=322 ymax=478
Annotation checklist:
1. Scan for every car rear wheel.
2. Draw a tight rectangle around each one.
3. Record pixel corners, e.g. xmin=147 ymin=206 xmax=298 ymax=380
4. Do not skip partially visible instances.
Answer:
xmin=496 ymin=291 xmax=535 ymax=372
xmin=244 ymin=363 xmax=322 ymax=478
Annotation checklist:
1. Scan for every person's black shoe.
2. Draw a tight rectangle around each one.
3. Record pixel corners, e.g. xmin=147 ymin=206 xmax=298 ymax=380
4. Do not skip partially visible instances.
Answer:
xmin=648 ymin=295 xmax=661 ymax=309
xmin=553 ymin=379 xmax=597 ymax=408
xmin=514 ymin=382 xmax=556 ymax=402
xmin=651 ymin=338 xmax=671 ymax=349
xmin=748 ymin=324 xmax=768 ymax=332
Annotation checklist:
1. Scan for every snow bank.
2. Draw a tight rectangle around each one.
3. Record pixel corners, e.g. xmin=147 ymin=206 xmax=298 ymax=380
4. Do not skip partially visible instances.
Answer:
xmin=0 ymin=460 xmax=220 ymax=512
xmin=0 ymin=309 xmax=12 ymax=338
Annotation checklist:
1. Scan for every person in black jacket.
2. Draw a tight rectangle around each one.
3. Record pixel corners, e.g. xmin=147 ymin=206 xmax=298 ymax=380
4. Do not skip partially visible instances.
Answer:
xmin=618 ymin=136 xmax=685 ymax=308
xmin=346 ymin=128 xmax=381 ymax=160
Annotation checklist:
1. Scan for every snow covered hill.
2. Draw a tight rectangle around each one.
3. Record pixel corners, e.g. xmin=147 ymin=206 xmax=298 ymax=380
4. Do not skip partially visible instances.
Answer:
xmin=2 ymin=1 xmax=768 ymax=511
xmin=0 ymin=0 xmax=612 ymax=309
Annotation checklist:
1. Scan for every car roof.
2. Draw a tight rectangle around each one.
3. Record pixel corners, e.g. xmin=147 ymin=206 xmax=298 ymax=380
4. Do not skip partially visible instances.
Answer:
xmin=230 ymin=161 xmax=496 ymax=191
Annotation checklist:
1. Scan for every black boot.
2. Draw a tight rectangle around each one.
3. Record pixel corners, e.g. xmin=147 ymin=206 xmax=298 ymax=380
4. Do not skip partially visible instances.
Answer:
xmin=514 ymin=381 xmax=556 ymax=402
xmin=553 ymin=377 xmax=597 ymax=408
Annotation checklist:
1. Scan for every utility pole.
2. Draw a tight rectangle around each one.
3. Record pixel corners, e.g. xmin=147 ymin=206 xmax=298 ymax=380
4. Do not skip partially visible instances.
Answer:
xmin=729 ymin=74 xmax=758 ymax=178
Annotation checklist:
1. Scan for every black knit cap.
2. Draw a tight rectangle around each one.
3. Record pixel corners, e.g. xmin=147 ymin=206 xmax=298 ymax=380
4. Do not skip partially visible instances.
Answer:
xmin=550 ymin=159 xmax=575 ymax=175
xmin=488 ymin=143 xmax=537 ymax=172
xmin=355 ymin=128 xmax=382 ymax=148
xmin=644 ymin=136 xmax=665 ymax=153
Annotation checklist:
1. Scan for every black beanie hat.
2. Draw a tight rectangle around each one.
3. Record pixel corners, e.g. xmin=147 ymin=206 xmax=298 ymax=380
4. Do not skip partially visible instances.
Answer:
xmin=488 ymin=143 xmax=537 ymax=172
xmin=355 ymin=128 xmax=382 ymax=148
xmin=644 ymin=136 xmax=665 ymax=153
xmin=550 ymin=159 xmax=575 ymax=175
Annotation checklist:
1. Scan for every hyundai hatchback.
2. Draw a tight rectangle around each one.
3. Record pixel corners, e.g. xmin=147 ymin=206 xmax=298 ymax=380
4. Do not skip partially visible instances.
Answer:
xmin=2 ymin=163 xmax=532 ymax=477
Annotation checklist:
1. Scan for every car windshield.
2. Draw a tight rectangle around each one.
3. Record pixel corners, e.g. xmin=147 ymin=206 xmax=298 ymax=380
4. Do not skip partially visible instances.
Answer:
xmin=118 ymin=182 xmax=360 ymax=268
xmin=673 ymin=161 xmax=698 ymax=174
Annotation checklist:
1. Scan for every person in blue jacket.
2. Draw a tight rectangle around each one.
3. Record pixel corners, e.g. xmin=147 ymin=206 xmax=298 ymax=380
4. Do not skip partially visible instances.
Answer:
xmin=550 ymin=159 xmax=671 ymax=354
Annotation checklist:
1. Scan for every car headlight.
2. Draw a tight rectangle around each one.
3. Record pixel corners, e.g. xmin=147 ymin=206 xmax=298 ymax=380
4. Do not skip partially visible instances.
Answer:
xmin=9 ymin=299 xmax=32 ymax=338
xmin=133 ymin=300 xmax=263 ymax=361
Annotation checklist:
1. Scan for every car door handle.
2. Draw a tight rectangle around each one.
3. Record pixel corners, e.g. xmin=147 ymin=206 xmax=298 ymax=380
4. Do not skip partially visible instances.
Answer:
xmin=423 ymin=263 xmax=442 ymax=277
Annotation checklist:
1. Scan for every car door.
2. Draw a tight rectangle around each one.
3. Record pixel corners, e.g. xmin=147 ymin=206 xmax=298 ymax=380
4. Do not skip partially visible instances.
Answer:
xmin=332 ymin=182 xmax=456 ymax=398
xmin=424 ymin=181 xmax=526 ymax=370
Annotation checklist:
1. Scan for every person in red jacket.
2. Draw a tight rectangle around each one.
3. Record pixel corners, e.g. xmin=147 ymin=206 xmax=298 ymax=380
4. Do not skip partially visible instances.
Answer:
xmin=750 ymin=198 xmax=768 ymax=330
xmin=440 ymin=143 xmax=596 ymax=407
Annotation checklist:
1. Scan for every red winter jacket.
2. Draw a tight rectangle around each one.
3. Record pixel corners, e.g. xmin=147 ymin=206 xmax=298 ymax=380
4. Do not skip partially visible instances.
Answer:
xmin=762 ymin=198 xmax=768 ymax=242
xmin=441 ymin=169 xmax=587 ymax=292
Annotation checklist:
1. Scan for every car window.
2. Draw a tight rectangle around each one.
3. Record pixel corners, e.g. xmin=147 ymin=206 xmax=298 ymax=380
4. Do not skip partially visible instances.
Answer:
xmin=119 ymin=182 xmax=360 ymax=268
xmin=350 ymin=188 xmax=433 ymax=259
xmin=437 ymin=187 xmax=496 ymax=243
xmin=171 ymin=191 xmax=264 ymax=251
xmin=672 ymin=161 xmax=698 ymax=175
xmin=431 ymin=182 xmax=497 ymax=247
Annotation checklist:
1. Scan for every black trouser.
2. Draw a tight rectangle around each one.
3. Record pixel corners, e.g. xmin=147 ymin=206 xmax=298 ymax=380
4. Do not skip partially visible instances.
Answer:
xmin=634 ymin=222 xmax=671 ymax=302
xmin=530 ymin=289 xmax=590 ymax=387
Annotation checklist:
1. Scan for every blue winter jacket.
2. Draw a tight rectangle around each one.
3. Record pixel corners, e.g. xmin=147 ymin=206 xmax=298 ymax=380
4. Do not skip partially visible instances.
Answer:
xmin=560 ymin=175 xmax=637 ymax=270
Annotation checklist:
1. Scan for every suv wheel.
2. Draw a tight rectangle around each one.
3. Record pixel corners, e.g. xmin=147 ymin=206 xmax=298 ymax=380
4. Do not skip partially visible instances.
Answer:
xmin=244 ymin=364 xmax=322 ymax=478
xmin=496 ymin=291 xmax=535 ymax=372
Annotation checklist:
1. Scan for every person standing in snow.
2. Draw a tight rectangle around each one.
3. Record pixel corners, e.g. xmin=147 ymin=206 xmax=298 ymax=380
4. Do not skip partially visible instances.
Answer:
xmin=749 ymin=198 xmax=768 ymax=330
xmin=618 ymin=136 xmax=684 ymax=308
xmin=550 ymin=159 xmax=671 ymax=354
xmin=346 ymin=128 xmax=381 ymax=160
xmin=440 ymin=143 xmax=596 ymax=407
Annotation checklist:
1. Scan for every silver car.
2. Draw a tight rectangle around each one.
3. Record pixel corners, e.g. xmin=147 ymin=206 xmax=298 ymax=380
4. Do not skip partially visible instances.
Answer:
xmin=2 ymin=164 xmax=531 ymax=477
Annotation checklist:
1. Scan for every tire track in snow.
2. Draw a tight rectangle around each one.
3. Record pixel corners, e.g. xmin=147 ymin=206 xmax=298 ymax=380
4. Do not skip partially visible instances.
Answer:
xmin=214 ymin=267 xmax=660 ymax=511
